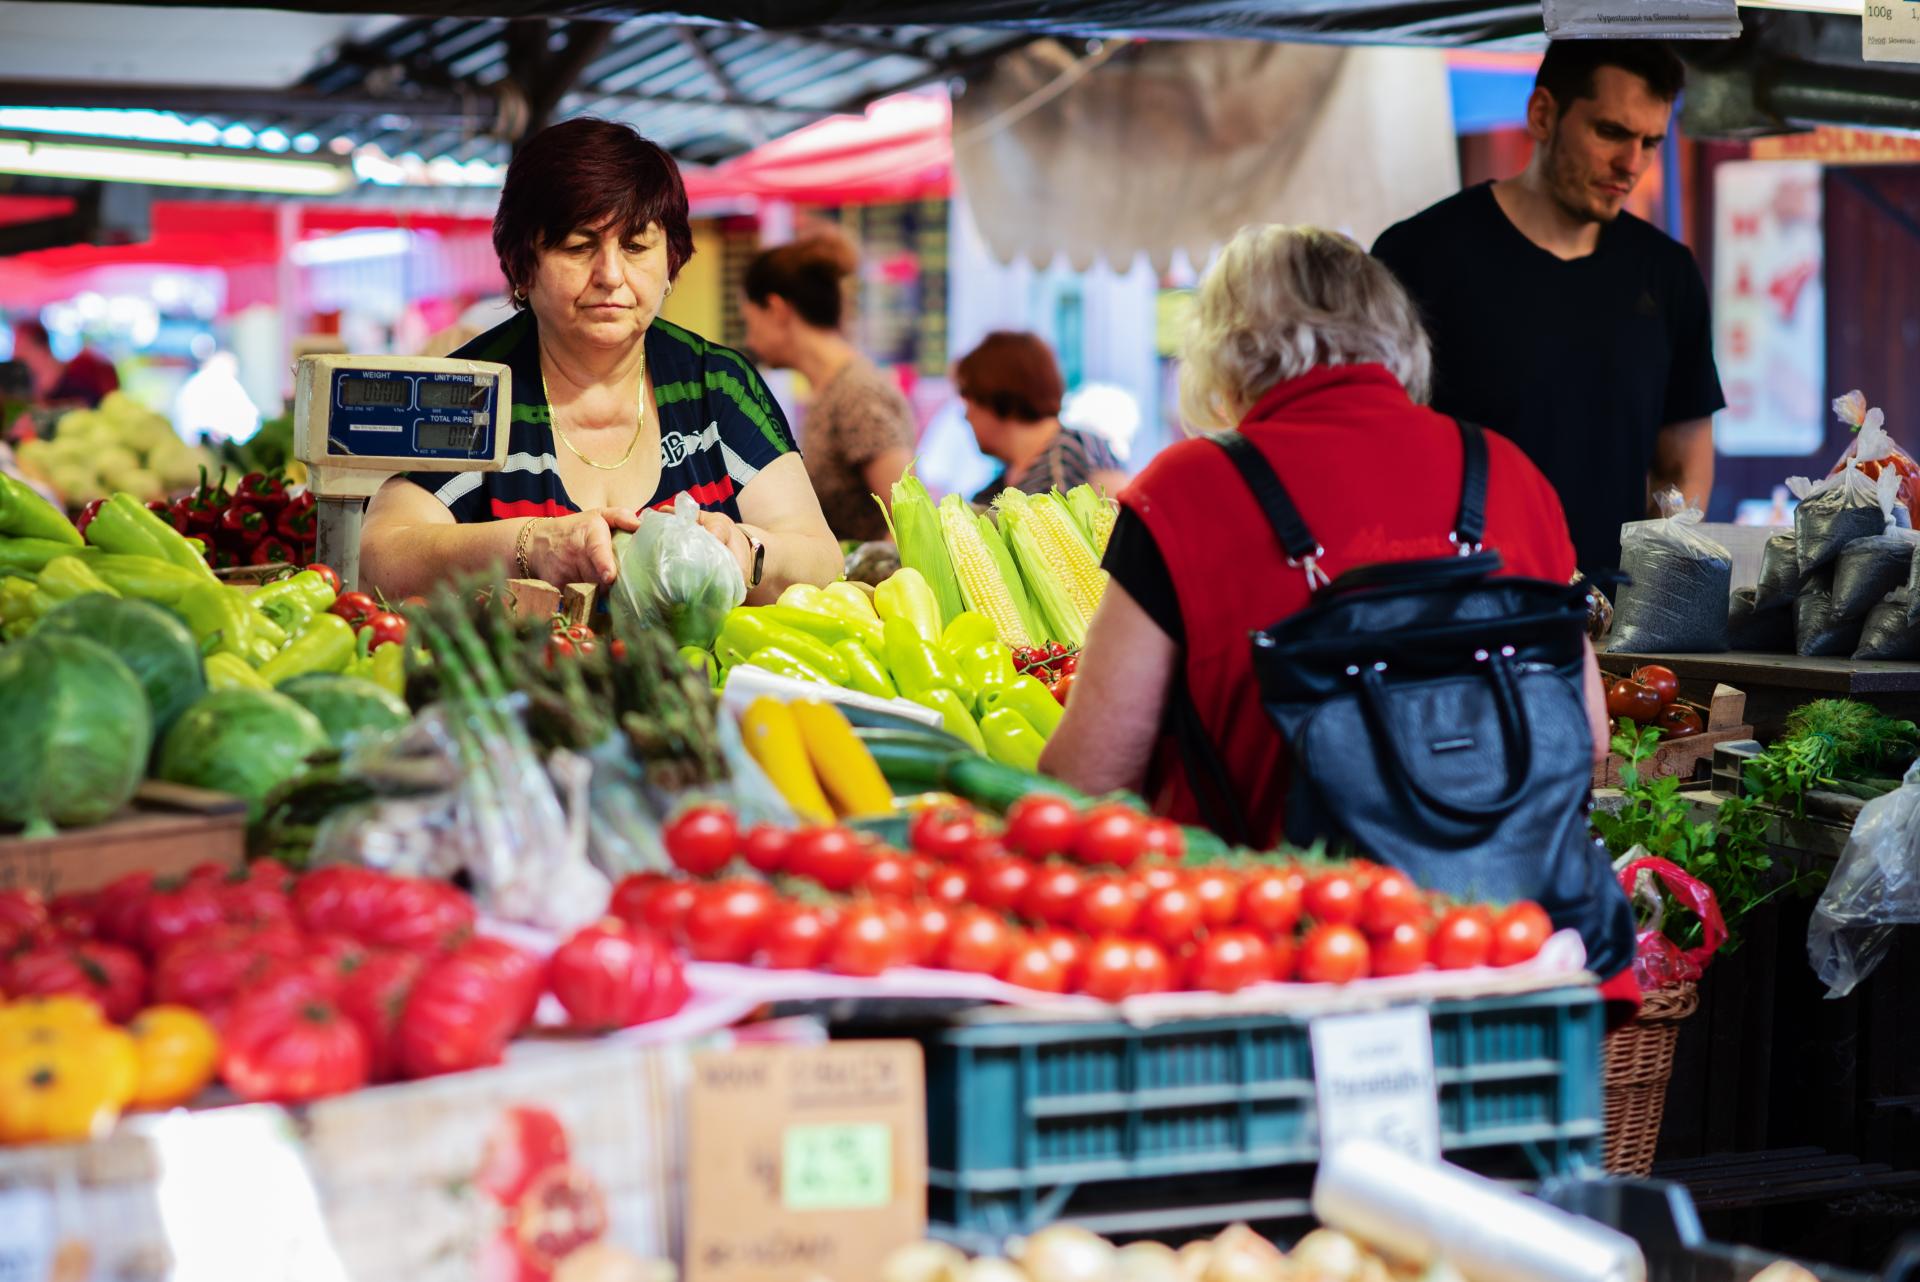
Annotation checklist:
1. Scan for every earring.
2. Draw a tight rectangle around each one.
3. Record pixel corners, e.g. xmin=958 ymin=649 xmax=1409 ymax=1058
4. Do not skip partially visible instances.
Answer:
xmin=664 ymin=281 xmax=675 ymax=298
xmin=512 ymin=286 xmax=526 ymax=302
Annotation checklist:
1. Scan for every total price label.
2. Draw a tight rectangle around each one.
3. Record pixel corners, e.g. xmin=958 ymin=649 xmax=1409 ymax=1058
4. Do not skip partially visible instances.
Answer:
xmin=1864 ymin=0 xmax=1920 ymax=63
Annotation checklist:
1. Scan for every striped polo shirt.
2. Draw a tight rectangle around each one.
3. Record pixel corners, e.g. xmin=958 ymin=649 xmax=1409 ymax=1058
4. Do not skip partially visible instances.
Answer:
xmin=407 ymin=309 xmax=795 ymax=523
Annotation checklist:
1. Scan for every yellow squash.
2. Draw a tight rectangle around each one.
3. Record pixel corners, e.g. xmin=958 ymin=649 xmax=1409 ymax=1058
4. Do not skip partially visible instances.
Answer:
xmin=740 ymin=697 xmax=835 ymax=825
xmin=790 ymin=699 xmax=895 ymax=818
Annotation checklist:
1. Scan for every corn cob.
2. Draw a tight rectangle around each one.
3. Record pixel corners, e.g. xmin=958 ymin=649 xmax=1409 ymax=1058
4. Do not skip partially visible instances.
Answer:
xmin=878 ymin=467 xmax=965 ymax=627
xmin=935 ymin=493 xmax=1035 ymax=649
xmin=996 ymin=489 xmax=1106 ymax=646
xmin=977 ymin=509 xmax=1047 ymax=645
xmin=1065 ymin=483 xmax=1118 ymax=556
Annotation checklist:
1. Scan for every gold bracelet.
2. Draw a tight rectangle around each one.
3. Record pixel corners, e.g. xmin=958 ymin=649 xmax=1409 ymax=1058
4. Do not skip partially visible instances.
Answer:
xmin=514 ymin=517 xmax=542 ymax=578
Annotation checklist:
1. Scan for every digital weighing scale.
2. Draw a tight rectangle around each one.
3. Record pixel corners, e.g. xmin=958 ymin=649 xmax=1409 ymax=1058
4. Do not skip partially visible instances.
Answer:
xmin=293 ymin=354 xmax=512 ymax=591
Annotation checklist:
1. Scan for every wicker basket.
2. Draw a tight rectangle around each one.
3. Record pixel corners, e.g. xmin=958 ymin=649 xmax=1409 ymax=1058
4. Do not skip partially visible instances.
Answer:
xmin=1602 ymin=980 xmax=1699 ymax=1176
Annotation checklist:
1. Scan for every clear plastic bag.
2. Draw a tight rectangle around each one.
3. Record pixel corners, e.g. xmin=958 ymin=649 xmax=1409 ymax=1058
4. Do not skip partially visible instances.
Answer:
xmin=1609 ymin=489 xmax=1732 ymax=653
xmin=1789 ymin=459 xmax=1897 ymax=579
xmin=1794 ymin=571 xmax=1864 ymax=657
xmin=1906 ymin=543 xmax=1920 ymax=626
xmin=1855 ymin=592 xmax=1920 ymax=661
xmin=1829 ymin=390 xmax=1920 ymax=530
xmin=1808 ymin=760 xmax=1920 ymax=998
xmin=1831 ymin=531 xmax=1920 ymax=623
xmin=610 ymin=491 xmax=746 ymax=649
xmin=1753 ymin=532 xmax=1801 ymax=612
xmin=1728 ymin=586 xmax=1794 ymax=652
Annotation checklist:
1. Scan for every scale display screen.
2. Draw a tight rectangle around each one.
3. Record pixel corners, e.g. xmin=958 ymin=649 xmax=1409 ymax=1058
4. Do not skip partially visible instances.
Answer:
xmin=416 ymin=421 xmax=483 ymax=453
xmin=419 ymin=380 xmax=485 ymax=410
xmin=338 ymin=376 xmax=410 ymax=408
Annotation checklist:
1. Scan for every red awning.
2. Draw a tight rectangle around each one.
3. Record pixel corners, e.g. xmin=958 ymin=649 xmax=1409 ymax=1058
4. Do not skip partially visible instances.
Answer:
xmin=684 ymin=93 xmax=951 ymax=208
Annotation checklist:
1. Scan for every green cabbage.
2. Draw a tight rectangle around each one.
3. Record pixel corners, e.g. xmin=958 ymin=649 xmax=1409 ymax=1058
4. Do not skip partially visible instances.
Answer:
xmin=277 ymin=673 xmax=409 ymax=749
xmin=34 ymin=593 xmax=205 ymax=739
xmin=0 ymin=634 xmax=152 ymax=835
xmin=157 ymin=688 xmax=328 ymax=815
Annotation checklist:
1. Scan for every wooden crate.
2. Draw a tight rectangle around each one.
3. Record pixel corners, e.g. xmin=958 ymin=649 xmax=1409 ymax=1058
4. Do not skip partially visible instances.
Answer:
xmin=0 ymin=781 xmax=246 ymax=897
xmin=1591 ymin=682 xmax=1754 ymax=790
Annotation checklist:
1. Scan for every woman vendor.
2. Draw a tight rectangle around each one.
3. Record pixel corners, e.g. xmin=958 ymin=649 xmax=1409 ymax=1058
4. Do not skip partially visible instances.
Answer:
xmin=361 ymin=119 xmax=841 ymax=600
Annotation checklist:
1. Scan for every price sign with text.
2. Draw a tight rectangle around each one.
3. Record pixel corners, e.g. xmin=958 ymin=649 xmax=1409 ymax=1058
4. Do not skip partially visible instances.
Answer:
xmin=1311 ymin=1006 xmax=1442 ymax=1164
xmin=1865 ymin=1 xmax=1920 ymax=63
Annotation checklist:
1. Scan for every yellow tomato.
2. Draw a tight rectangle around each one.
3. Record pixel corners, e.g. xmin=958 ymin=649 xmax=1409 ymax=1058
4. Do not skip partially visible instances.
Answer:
xmin=127 ymin=1006 xmax=219 ymax=1110
xmin=0 ymin=1026 xmax=133 ymax=1144
xmin=0 ymin=996 xmax=105 ymax=1053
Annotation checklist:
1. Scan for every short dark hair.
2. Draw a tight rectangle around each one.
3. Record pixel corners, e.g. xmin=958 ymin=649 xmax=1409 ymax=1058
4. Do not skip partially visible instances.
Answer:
xmin=954 ymin=332 xmax=1065 ymax=424
xmin=493 ymin=118 xmax=694 ymax=306
xmin=1535 ymin=40 xmax=1684 ymax=117
xmin=744 ymin=230 xmax=860 ymax=330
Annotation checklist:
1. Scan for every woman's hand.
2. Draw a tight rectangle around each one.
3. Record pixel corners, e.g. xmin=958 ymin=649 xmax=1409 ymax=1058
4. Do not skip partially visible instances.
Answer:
xmin=525 ymin=507 xmax=643 ymax=586
xmin=695 ymin=509 xmax=756 ymax=586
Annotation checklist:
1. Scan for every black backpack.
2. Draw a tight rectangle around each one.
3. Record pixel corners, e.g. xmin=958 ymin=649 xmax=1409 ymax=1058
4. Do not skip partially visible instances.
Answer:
xmin=1175 ymin=422 xmax=1635 ymax=979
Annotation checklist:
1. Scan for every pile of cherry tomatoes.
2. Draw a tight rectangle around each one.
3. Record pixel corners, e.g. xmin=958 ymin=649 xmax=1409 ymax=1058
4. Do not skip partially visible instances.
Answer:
xmin=611 ymin=797 xmax=1556 ymax=1001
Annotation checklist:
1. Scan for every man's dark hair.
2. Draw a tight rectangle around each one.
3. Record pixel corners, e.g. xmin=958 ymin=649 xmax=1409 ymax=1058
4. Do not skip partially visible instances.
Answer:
xmin=1535 ymin=40 xmax=1684 ymax=116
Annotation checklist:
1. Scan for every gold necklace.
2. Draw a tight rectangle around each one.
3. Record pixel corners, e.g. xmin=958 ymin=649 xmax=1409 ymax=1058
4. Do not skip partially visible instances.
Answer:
xmin=542 ymin=350 xmax=649 ymax=472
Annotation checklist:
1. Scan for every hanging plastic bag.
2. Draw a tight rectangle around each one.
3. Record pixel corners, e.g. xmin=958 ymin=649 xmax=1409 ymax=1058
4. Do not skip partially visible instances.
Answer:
xmin=1753 ymin=532 xmax=1802 ymax=612
xmin=1831 ymin=530 xmax=1920 ymax=624
xmin=1728 ymin=586 xmax=1794 ymax=652
xmin=1828 ymin=390 xmax=1920 ymax=530
xmin=1906 ymin=543 xmax=1920 ymax=626
xmin=1614 ymin=852 xmax=1727 ymax=991
xmin=1795 ymin=571 xmax=1864 ymax=657
xmin=1808 ymin=761 xmax=1920 ymax=998
xmin=1855 ymin=592 xmax=1920 ymax=661
xmin=610 ymin=491 xmax=747 ymax=649
xmin=1789 ymin=460 xmax=1897 ymax=580
xmin=1608 ymin=489 xmax=1732 ymax=653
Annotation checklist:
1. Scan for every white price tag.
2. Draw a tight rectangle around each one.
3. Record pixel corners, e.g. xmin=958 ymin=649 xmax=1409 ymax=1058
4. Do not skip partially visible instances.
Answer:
xmin=1542 ymin=0 xmax=1739 ymax=39
xmin=1864 ymin=2 xmax=1920 ymax=64
xmin=0 ymin=1188 xmax=55 ymax=1282
xmin=1310 ymin=1006 xmax=1441 ymax=1164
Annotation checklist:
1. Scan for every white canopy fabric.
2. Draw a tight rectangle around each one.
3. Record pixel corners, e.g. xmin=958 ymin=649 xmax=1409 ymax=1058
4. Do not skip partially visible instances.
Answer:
xmin=952 ymin=39 xmax=1462 ymax=271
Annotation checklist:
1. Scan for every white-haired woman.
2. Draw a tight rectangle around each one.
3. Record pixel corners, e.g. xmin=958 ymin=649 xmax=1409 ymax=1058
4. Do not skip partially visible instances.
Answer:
xmin=1040 ymin=225 xmax=1609 ymax=847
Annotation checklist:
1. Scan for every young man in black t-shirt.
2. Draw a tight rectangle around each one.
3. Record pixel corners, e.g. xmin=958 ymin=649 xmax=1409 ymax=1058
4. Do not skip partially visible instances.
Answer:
xmin=1372 ymin=40 xmax=1723 ymax=581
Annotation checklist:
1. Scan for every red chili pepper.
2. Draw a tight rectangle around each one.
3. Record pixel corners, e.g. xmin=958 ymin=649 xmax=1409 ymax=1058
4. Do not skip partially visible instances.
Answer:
xmin=220 ymin=504 xmax=272 ymax=547
xmin=76 ymin=498 xmax=106 ymax=536
xmin=238 ymin=471 xmax=290 ymax=511
xmin=251 ymin=536 xmax=297 ymax=566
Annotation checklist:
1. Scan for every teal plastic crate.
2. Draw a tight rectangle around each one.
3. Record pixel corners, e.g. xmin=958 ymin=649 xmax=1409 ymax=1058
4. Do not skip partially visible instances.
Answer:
xmin=916 ymin=985 xmax=1604 ymax=1246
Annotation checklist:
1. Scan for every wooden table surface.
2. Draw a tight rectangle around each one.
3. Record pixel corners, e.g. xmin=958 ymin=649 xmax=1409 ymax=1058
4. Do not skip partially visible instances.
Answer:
xmin=1605 ymin=650 xmax=1920 ymax=739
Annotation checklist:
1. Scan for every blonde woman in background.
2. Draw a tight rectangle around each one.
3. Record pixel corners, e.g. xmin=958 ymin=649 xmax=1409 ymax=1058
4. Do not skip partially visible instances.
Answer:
xmin=741 ymin=231 xmax=914 ymax=543
xmin=1040 ymin=224 xmax=1610 ymax=846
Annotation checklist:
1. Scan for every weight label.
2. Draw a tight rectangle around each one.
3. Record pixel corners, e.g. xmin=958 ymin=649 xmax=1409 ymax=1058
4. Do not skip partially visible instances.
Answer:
xmin=1311 ymin=1006 xmax=1441 ymax=1164
xmin=1865 ymin=0 xmax=1920 ymax=62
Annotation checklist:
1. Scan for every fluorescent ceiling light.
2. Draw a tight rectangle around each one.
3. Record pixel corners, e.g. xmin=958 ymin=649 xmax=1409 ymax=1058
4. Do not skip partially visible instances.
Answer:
xmin=0 ymin=132 xmax=353 ymax=195
xmin=1738 ymin=0 xmax=1864 ymax=13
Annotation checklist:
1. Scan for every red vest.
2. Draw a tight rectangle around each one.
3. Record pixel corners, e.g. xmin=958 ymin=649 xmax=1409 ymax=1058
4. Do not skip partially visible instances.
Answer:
xmin=1123 ymin=364 xmax=1578 ymax=849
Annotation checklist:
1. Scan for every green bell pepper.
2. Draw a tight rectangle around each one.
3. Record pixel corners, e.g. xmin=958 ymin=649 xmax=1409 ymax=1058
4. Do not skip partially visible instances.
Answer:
xmin=35 ymin=555 xmax=117 ymax=604
xmin=0 ymin=538 xmax=98 ymax=577
xmin=985 ymin=674 xmax=1064 ymax=737
xmin=941 ymin=611 xmax=999 ymax=655
xmin=908 ymin=686 xmax=987 ymax=754
xmin=883 ymin=615 xmax=965 ymax=701
xmin=833 ymin=639 xmax=897 ymax=700
xmin=253 ymin=569 xmax=336 ymax=619
xmin=173 ymin=583 xmax=256 ymax=659
xmin=979 ymin=707 xmax=1046 ymax=772
xmin=86 ymin=494 xmax=211 ymax=578
xmin=758 ymin=602 xmax=880 ymax=654
xmin=780 ymin=583 xmax=887 ymax=652
xmin=716 ymin=609 xmax=848 ymax=683
xmin=257 ymin=612 xmax=357 ymax=685
xmin=88 ymin=554 xmax=207 ymax=604
xmin=0 ymin=475 xmax=81 ymax=545
xmin=746 ymin=645 xmax=833 ymax=686
xmin=0 ymin=576 xmax=40 ymax=628
xmin=875 ymin=567 xmax=942 ymax=644
xmin=205 ymin=652 xmax=270 ymax=692
xmin=954 ymin=642 xmax=1015 ymax=714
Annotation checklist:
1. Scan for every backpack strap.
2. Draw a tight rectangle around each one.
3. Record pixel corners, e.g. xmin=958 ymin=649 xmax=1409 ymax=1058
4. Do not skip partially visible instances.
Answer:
xmin=1169 ymin=667 xmax=1254 ymax=848
xmin=1213 ymin=432 xmax=1327 ymax=589
xmin=1452 ymin=420 xmax=1490 ymax=553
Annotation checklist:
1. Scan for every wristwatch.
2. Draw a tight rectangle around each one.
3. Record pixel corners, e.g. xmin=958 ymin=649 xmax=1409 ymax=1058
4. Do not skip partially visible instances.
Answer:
xmin=744 ymin=529 xmax=765 ymax=589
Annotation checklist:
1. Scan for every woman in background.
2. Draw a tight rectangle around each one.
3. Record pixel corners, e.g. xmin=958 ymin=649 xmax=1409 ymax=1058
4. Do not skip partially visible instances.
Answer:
xmin=742 ymin=231 xmax=915 ymax=543
xmin=955 ymin=331 xmax=1129 ymax=503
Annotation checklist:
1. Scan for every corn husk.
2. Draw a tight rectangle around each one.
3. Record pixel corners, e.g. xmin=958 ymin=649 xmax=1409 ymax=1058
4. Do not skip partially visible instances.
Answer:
xmin=881 ymin=466 xmax=965 ymax=627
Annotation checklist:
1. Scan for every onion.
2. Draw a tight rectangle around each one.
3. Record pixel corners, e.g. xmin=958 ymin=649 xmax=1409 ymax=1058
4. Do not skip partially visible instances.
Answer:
xmin=965 ymin=1260 xmax=1035 ymax=1282
xmin=1288 ymin=1230 xmax=1367 ymax=1282
xmin=1010 ymin=1225 xmax=1119 ymax=1282
xmin=883 ymin=1241 xmax=970 ymax=1282
xmin=1205 ymin=1225 xmax=1289 ymax=1282
xmin=1178 ymin=1242 xmax=1215 ymax=1282
xmin=1750 ymin=1265 xmax=1821 ymax=1282
xmin=1116 ymin=1242 xmax=1183 ymax=1282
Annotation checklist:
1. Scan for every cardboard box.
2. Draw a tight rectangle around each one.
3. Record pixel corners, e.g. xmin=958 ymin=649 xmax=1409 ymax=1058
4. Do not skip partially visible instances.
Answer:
xmin=685 ymin=1041 xmax=926 ymax=1282
xmin=0 ymin=782 xmax=245 ymax=898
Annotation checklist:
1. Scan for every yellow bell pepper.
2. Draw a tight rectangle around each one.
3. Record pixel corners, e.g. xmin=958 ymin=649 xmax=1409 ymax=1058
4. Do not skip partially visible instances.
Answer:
xmin=874 ymin=567 xmax=942 ymax=644
xmin=790 ymin=699 xmax=895 ymax=818
xmin=739 ymin=697 xmax=835 ymax=824
xmin=824 ymin=582 xmax=882 ymax=626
